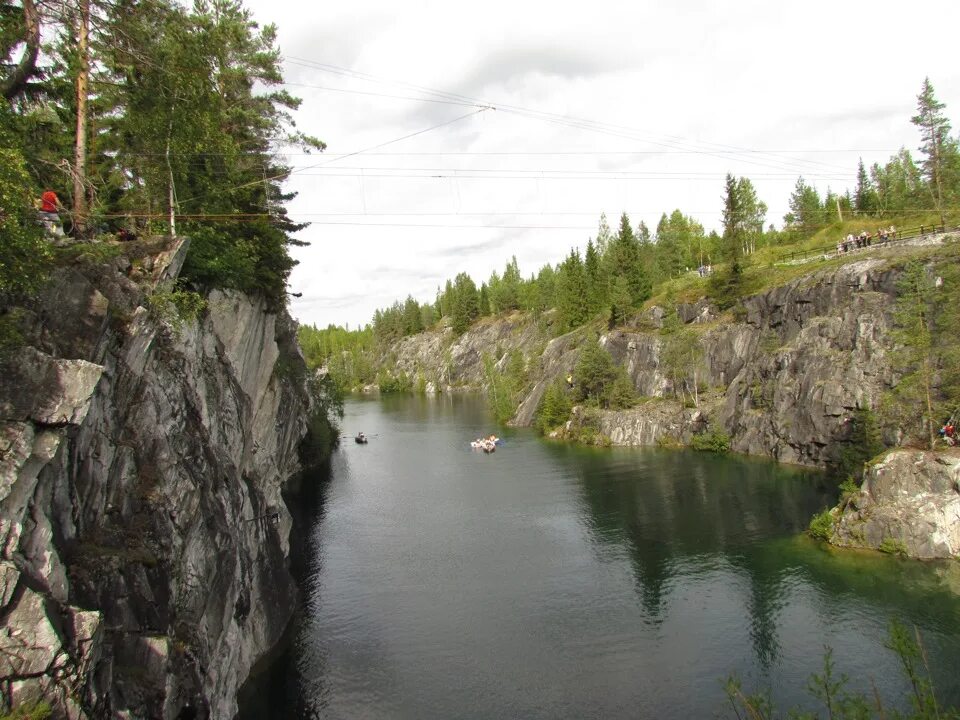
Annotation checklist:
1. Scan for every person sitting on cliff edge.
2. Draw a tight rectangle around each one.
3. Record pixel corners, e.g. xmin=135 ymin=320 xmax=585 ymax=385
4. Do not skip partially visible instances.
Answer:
xmin=37 ymin=189 xmax=64 ymax=237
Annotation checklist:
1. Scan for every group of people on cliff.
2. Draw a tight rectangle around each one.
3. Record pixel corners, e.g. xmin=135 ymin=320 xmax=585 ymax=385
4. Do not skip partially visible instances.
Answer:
xmin=836 ymin=226 xmax=897 ymax=255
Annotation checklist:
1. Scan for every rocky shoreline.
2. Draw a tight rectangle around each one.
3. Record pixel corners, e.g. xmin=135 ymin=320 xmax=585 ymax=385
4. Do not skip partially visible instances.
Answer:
xmin=370 ymin=242 xmax=960 ymax=560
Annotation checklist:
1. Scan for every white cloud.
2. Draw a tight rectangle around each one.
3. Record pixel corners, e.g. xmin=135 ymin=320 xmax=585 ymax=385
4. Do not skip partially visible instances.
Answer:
xmin=246 ymin=0 xmax=960 ymax=329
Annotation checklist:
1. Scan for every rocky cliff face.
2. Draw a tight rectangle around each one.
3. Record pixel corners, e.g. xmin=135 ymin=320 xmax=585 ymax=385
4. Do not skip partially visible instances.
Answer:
xmin=0 ymin=238 xmax=315 ymax=719
xmin=383 ymin=257 xmax=902 ymax=468
xmin=833 ymin=449 xmax=960 ymax=558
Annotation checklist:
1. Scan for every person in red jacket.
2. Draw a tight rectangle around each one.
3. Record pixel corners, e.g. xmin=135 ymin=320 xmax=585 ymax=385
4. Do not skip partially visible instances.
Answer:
xmin=40 ymin=190 xmax=60 ymax=214
xmin=37 ymin=190 xmax=64 ymax=237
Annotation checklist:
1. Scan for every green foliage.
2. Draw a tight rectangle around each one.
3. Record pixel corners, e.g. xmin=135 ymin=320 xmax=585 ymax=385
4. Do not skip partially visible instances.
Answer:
xmin=785 ymin=176 xmax=828 ymax=231
xmin=573 ymin=338 xmax=636 ymax=410
xmin=299 ymin=372 xmax=342 ymax=472
xmin=605 ymin=212 xmax=651 ymax=308
xmin=535 ymin=378 xmax=573 ymax=434
xmin=833 ymin=409 xmax=885 ymax=480
xmin=376 ymin=370 xmax=412 ymax=393
xmin=879 ymin=537 xmax=908 ymax=556
xmin=145 ymin=282 xmax=207 ymax=331
xmin=912 ymin=78 xmax=957 ymax=224
xmin=0 ymin=701 xmax=52 ymax=720
xmin=689 ymin=424 xmax=730 ymax=453
xmin=54 ymin=241 xmax=123 ymax=267
xmin=0 ymin=308 xmax=26 ymax=358
xmin=884 ymin=259 xmax=960 ymax=448
xmin=607 ymin=275 xmax=632 ymax=328
xmin=450 ymin=272 xmax=480 ymax=335
xmin=654 ymin=209 xmax=707 ymax=282
xmin=0 ymin=143 xmax=51 ymax=302
xmin=483 ymin=350 xmax=528 ymax=424
xmin=557 ymin=247 xmax=589 ymax=331
xmin=6 ymin=0 xmax=322 ymax=306
xmin=808 ymin=509 xmax=836 ymax=541
xmin=660 ymin=314 xmax=704 ymax=407
xmin=566 ymin=407 xmax=611 ymax=447
xmin=726 ymin=622 xmax=959 ymax=719
xmin=838 ymin=477 xmax=860 ymax=506
xmin=298 ymin=323 xmax=375 ymax=392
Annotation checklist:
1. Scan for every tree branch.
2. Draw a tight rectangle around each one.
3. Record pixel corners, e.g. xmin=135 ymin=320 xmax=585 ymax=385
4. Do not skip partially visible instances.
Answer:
xmin=1 ymin=0 xmax=41 ymax=101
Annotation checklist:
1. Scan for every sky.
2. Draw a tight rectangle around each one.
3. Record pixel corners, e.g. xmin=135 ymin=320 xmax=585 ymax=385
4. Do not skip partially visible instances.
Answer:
xmin=242 ymin=0 xmax=960 ymax=330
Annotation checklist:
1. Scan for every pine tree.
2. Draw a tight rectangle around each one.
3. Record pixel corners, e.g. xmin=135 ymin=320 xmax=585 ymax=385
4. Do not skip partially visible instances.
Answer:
xmin=606 ymin=212 xmax=650 ymax=307
xmin=451 ymin=272 xmax=479 ymax=335
xmin=478 ymin=283 xmax=491 ymax=316
xmin=911 ymin=78 xmax=952 ymax=225
xmin=557 ymin=249 xmax=588 ymax=331
xmin=786 ymin=177 xmax=824 ymax=232
xmin=889 ymin=262 xmax=937 ymax=448
xmin=584 ymin=237 xmax=606 ymax=316
xmin=595 ymin=212 xmax=613 ymax=253
xmin=498 ymin=256 xmax=522 ymax=312
xmin=854 ymin=159 xmax=878 ymax=216
xmin=401 ymin=295 xmax=423 ymax=335
xmin=712 ymin=174 xmax=748 ymax=308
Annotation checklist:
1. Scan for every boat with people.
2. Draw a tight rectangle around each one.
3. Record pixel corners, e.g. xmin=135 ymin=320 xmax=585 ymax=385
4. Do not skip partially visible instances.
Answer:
xmin=355 ymin=432 xmax=368 ymax=444
xmin=470 ymin=435 xmax=500 ymax=453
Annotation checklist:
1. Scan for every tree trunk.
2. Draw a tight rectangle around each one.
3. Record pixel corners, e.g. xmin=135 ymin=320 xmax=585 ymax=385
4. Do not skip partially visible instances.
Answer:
xmin=692 ymin=368 xmax=699 ymax=410
xmin=73 ymin=0 xmax=90 ymax=235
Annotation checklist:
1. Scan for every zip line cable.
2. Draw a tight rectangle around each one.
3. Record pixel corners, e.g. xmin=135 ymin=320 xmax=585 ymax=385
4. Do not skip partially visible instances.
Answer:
xmin=174 ymin=107 xmax=491 ymax=208
xmin=286 ymin=57 xmax=854 ymax=176
xmin=283 ymin=56 xmax=852 ymax=176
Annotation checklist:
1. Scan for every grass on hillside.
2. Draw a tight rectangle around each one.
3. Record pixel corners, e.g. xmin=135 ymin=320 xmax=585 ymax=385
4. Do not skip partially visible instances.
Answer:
xmin=644 ymin=213 xmax=959 ymax=313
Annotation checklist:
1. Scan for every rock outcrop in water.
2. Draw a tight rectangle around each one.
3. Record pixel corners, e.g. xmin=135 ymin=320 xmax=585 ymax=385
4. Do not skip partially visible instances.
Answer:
xmin=0 ymin=238 xmax=321 ymax=718
xmin=832 ymin=449 xmax=960 ymax=559
xmin=373 ymin=240 xmax=960 ymax=559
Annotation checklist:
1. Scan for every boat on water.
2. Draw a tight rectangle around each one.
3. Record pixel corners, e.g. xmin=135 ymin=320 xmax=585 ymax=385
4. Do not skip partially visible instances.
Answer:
xmin=355 ymin=432 xmax=368 ymax=444
xmin=470 ymin=435 xmax=499 ymax=453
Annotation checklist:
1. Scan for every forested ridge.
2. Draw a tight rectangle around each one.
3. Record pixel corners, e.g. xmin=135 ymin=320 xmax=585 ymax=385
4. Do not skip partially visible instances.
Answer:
xmin=300 ymin=79 xmax=960 ymax=394
xmin=1 ymin=0 xmax=321 ymax=312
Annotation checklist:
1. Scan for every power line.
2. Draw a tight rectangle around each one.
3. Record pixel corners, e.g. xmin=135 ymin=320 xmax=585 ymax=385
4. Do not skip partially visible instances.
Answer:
xmin=281 ymin=81 xmax=486 ymax=108
xmin=285 ymin=167 xmax=852 ymax=179
xmin=283 ymin=56 xmax=854 ymax=176
xmin=175 ymin=107 xmax=490 ymax=207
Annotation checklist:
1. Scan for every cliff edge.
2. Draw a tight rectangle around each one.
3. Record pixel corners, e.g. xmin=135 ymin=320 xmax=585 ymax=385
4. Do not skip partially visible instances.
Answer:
xmin=0 ymin=237 xmax=320 ymax=719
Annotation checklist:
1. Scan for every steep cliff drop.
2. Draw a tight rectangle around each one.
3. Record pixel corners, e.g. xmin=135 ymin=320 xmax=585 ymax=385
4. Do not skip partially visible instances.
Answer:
xmin=0 ymin=237 xmax=324 ymax=719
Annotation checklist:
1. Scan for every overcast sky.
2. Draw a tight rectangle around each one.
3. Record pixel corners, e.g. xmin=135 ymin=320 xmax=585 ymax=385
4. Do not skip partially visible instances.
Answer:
xmin=242 ymin=0 xmax=960 ymax=330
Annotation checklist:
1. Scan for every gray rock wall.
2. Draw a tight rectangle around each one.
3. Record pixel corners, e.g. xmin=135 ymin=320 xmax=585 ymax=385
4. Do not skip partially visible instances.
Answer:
xmin=833 ymin=450 xmax=960 ymax=558
xmin=379 ymin=258 xmax=903 ymax=468
xmin=0 ymin=239 xmax=313 ymax=719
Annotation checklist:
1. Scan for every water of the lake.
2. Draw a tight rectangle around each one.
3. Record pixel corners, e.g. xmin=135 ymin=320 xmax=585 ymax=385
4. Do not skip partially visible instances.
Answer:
xmin=239 ymin=394 xmax=960 ymax=719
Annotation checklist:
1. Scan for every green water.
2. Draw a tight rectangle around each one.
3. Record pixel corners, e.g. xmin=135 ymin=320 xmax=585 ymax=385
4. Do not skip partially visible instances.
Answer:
xmin=239 ymin=394 xmax=960 ymax=719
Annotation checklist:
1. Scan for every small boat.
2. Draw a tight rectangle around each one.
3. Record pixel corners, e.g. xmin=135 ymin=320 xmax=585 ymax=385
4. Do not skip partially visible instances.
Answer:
xmin=355 ymin=433 xmax=368 ymax=444
xmin=470 ymin=438 xmax=496 ymax=453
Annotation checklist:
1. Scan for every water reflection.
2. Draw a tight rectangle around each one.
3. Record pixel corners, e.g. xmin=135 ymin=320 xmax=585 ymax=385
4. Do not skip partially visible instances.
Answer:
xmin=239 ymin=396 xmax=960 ymax=720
